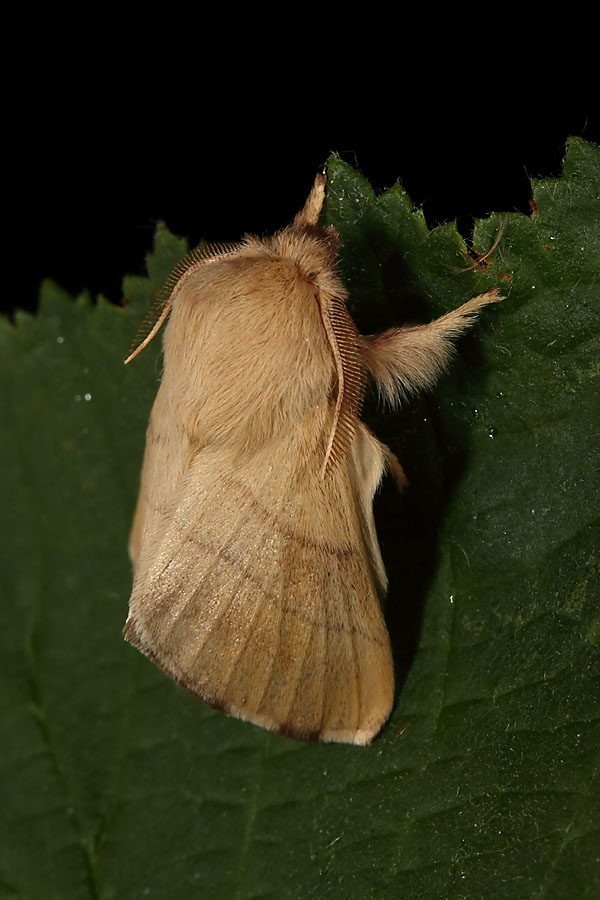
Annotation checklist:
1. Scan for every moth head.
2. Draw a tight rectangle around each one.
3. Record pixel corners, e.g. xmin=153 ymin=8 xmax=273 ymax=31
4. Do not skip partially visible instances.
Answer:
xmin=268 ymin=171 xmax=343 ymax=291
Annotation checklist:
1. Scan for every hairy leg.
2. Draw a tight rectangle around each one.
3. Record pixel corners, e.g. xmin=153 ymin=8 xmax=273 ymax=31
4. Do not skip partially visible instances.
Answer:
xmin=362 ymin=289 xmax=502 ymax=406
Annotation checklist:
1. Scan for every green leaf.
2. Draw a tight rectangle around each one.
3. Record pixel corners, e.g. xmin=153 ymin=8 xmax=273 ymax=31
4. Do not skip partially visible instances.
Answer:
xmin=1 ymin=139 xmax=599 ymax=899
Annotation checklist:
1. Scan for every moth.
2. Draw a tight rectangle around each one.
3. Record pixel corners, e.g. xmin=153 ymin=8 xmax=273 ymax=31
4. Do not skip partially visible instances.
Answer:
xmin=124 ymin=172 xmax=501 ymax=745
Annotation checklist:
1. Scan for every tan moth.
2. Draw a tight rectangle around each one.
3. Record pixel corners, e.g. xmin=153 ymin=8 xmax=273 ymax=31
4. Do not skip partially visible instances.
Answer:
xmin=124 ymin=172 xmax=502 ymax=745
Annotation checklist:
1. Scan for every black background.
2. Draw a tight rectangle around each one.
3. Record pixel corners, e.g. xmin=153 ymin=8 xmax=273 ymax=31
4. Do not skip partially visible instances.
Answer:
xmin=4 ymin=35 xmax=598 ymax=317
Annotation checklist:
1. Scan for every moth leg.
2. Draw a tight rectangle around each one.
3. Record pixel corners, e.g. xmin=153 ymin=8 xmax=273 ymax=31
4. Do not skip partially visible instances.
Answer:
xmin=381 ymin=442 xmax=409 ymax=492
xmin=363 ymin=289 xmax=502 ymax=406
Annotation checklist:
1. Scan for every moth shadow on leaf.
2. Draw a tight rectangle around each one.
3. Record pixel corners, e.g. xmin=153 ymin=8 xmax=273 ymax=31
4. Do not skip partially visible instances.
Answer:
xmin=362 ymin=264 xmax=495 ymax=705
